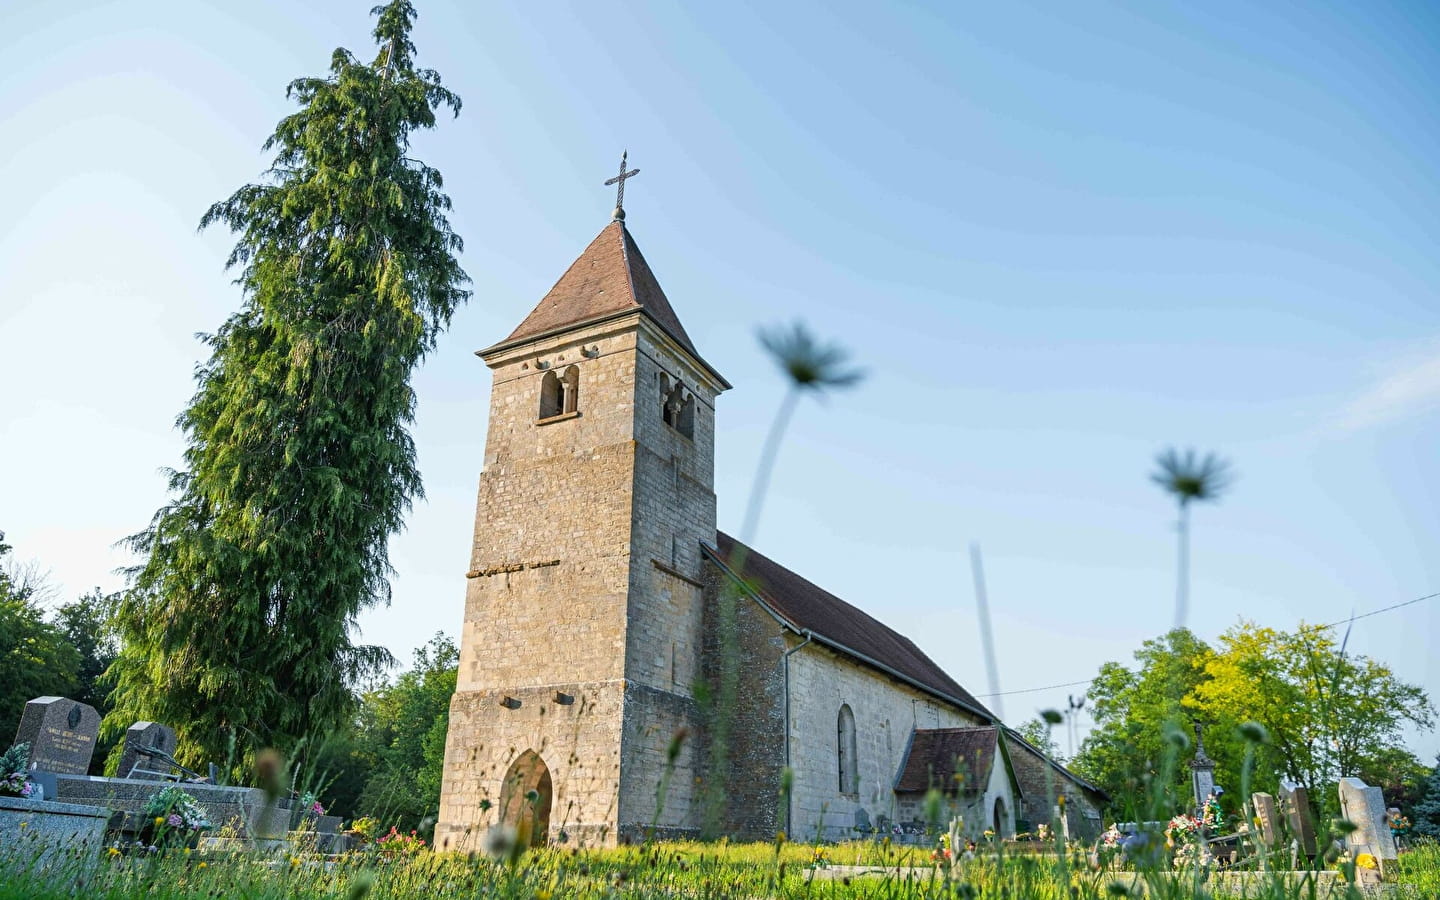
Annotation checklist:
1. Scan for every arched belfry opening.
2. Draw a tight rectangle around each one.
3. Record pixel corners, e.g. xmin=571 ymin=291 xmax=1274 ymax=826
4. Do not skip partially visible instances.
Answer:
xmin=561 ymin=365 xmax=580 ymax=414
xmin=539 ymin=370 xmax=563 ymax=419
xmin=660 ymin=373 xmax=695 ymax=438
xmin=499 ymin=750 xmax=553 ymax=848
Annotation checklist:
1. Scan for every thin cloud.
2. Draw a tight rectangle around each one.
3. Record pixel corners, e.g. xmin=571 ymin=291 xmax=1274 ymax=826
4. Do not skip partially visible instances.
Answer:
xmin=1340 ymin=346 xmax=1440 ymax=430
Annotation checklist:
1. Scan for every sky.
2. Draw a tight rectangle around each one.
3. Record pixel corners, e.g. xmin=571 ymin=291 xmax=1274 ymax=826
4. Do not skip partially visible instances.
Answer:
xmin=1 ymin=0 xmax=1437 ymax=761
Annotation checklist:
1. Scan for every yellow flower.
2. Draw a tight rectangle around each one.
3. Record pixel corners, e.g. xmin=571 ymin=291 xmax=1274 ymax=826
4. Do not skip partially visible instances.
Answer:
xmin=18 ymin=822 xmax=27 ymax=829
xmin=1356 ymin=853 xmax=1378 ymax=870
xmin=155 ymin=816 xmax=166 ymax=826
xmin=108 ymin=847 xmax=120 ymax=857
xmin=198 ymin=862 xmax=207 ymax=869
xmin=536 ymin=892 xmax=552 ymax=900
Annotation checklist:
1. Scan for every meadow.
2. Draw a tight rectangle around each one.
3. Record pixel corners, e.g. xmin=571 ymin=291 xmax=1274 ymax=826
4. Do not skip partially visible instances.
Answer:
xmin=2 ymin=836 xmax=1438 ymax=900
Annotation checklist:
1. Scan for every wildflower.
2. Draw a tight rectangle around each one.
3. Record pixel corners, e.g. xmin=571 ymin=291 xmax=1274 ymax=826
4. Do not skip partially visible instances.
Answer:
xmin=197 ymin=862 xmax=207 ymax=869
xmin=1237 ymin=721 xmax=1269 ymax=744
xmin=107 ymin=847 xmax=120 ymax=857
xmin=346 ymin=872 xmax=375 ymax=900
xmin=666 ymin=727 xmax=688 ymax=763
xmin=482 ymin=824 xmax=520 ymax=864
xmin=255 ymin=748 xmax=287 ymax=804
xmin=1356 ymin=853 xmax=1378 ymax=870
xmin=155 ymin=816 xmax=166 ymax=826
xmin=758 ymin=322 xmax=865 ymax=393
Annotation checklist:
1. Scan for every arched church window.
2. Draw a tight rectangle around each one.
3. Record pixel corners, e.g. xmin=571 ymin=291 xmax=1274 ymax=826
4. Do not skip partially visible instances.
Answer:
xmin=539 ymin=370 xmax=562 ymax=419
xmin=561 ymin=366 xmax=580 ymax=415
xmin=837 ymin=704 xmax=858 ymax=796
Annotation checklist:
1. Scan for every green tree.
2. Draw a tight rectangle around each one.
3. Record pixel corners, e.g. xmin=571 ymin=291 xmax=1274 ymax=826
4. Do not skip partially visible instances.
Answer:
xmin=1150 ymin=448 xmax=1234 ymax=628
xmin=0 ymin=532 xmax=81 ymax=743
xmin=1071 ymin=629 xmax=1227 ymax=809
xmin=53 ymin=589 xmax=120 ymax=715
xmin=1014 ymin=717 xmax=1062 ymax=760
xmin=1415 ymin=756 xmax=1440 ymax=838
xmin=1192 ymin=621 xmax=1434 ymax=817
xmin=53 ymin=589 xmax=122 ymax=773
xmin=350 ymin=633 xmax=457 ymax=834
xmin=106 ymin=1 xmax=468 ymax=768
xmin=1356 ymin=745 xmax=1431 ymax=813
xmin=1074 ymin=621 xmax=1434 ymax=824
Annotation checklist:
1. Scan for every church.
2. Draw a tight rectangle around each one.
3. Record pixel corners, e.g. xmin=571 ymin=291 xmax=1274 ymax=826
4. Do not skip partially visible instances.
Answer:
xmin=434 ymin=184 xmax=1104 ymax=850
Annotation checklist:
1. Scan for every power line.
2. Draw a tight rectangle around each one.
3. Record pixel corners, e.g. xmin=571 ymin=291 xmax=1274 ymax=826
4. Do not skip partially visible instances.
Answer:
xmin=977 ymin=678 xmax=1093 ymax=699
xmin=973 ymin=590 xmax=1439 ymax=700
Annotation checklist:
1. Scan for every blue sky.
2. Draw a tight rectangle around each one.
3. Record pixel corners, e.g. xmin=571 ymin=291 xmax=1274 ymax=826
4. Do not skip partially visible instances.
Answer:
xmin=2 ymin=0 xmax=1436 ymax=759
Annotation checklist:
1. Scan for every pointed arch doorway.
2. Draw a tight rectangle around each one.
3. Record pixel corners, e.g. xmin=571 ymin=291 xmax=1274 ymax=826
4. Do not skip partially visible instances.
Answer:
xmin=499 ymin=750 xmax=553 ymax=848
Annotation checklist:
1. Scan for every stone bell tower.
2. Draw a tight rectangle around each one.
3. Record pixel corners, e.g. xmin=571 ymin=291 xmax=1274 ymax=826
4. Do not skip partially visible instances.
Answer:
xmin=435 ymin=213 xmax=729 ymax=850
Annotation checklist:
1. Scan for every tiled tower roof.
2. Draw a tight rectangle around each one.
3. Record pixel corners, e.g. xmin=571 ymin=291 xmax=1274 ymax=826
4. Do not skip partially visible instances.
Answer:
xmin=500 ymin=221 xmax=699 ymax=357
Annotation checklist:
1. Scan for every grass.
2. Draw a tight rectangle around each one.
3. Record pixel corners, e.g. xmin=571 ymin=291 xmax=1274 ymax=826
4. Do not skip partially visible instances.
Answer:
xmin=2 ymin=837 xmax=1438 ymax=899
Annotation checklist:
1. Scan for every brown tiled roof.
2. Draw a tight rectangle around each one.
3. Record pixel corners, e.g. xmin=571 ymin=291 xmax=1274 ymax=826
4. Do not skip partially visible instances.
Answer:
xmin=709 ymin=533 xmax=995 ymax=720
xmin=501 ymin=221 xmax=698 ymax=356
xmin=1001 ymin=729 xmax=1108 ymax=803
xmin=895 ymin=727 xmax=999 ymax=795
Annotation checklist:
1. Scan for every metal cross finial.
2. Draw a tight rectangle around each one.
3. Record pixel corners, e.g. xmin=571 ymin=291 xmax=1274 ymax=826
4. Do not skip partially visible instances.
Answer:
xmin=604 ymin=151 xmax=640 ymax=221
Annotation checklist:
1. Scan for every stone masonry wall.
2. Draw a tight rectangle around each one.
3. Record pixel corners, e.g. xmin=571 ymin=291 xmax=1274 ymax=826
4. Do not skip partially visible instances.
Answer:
xmin=617 ymin=323 xmax=726 ymax=836
xmin=698 ymin=561 xmax=787 ymax=842
xmin=786 ymin=644 xmax=987 ymax=843
xmin=438 ymin=318 xmax=645 ymax=848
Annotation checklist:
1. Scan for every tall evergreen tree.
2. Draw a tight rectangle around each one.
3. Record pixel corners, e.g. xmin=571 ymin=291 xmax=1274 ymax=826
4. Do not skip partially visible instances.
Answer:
xmin=106 ymin=1 xmax=468 ymax=768
xmin=1414 ymin=755 xmax=1440 ymax=838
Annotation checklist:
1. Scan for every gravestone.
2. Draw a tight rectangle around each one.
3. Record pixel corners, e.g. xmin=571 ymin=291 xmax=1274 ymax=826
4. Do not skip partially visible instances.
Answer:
xmin=1337 ymin=777 xmax=1397 ymax=873
xmin=13 ymin=697 xmax=99 ymax=775
xmin=1278 ymin=781 xmax=1317 ymax=857
xmin=1252 ymin=792 xmax=1281 ymax=848
xmin=117 ymin=721 xmax=178 ymax=779
xmin=1189 ymin=723 xmax=1216 ymax=813
xmin=853 ymin=807 xmax=871 ymax=834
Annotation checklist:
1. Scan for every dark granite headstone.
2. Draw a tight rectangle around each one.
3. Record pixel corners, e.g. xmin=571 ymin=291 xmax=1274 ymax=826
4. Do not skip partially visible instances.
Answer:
xmin=117 ymin=721 xmax=178 ymax=779
xmin=13 ymin=697 xmax=100 ymax=775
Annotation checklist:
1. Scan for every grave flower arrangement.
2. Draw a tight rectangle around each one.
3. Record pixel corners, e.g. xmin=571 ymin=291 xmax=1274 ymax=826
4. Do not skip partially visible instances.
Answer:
xmin=0 ymin=743 xmax=36 ymax=798
xmin=931 ymin=832 xmax=952 ymax=863
xmin=1165 ymin=814 xmax=1201 ymax=846
xmin=1389 ymin=813 xmax=1411 ymax=838
xmin=140 ymin=785 xmax=211 ymax=849
xmin=298 ymin=790 xmax=326 ymax=816
xmin=1199 ymin=795 xmax=1223 ymax=829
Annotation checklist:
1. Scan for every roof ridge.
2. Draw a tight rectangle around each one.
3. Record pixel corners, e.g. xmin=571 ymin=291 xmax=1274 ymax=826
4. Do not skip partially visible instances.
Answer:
xmin=617 ymin=223 xmax=639 ymax=311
